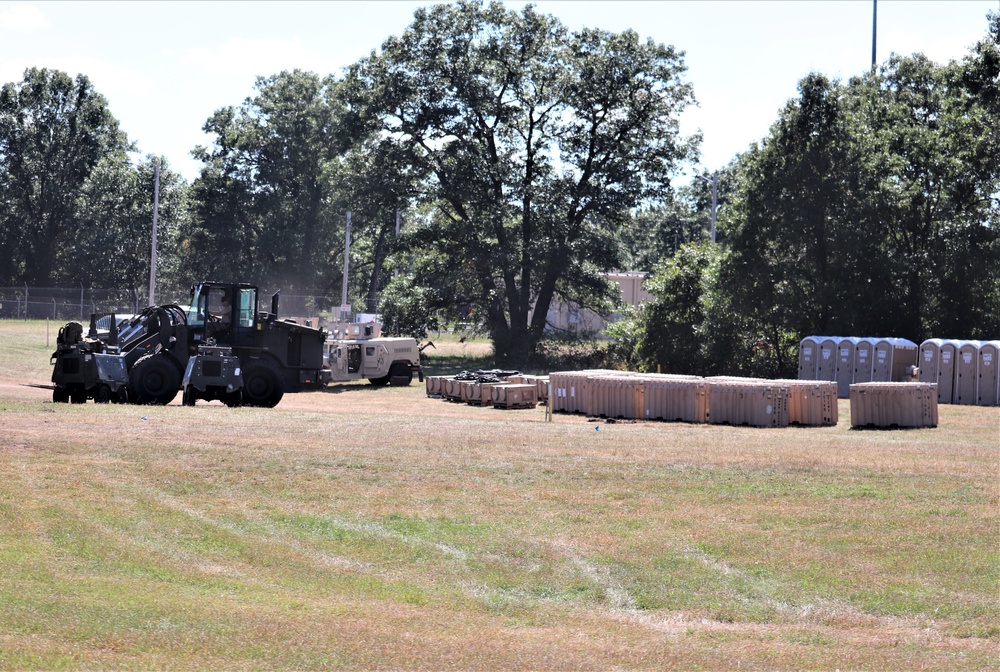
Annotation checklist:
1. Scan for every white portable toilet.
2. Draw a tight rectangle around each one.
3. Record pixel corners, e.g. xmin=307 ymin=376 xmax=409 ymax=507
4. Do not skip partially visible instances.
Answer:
xmin=853 ymin=338 xmax=876 ymax=384
xmin=977 ymin=341 xmax=1000 ymax=406
xmin=918 ymin=339 xmax=941 ymax=386
xmin=937 ymin=339 xmax=961 ymax=404
xmin=871 ymin=338 xmax=893 ymax=382
xmin=798 ymin=336 xmax=824 ymax=380
xmin=836 ymin=337 xmax=859 ymax=399
xmin=817 ymin=337 xmax=839 ymax=382
xmin=954 ymin=341 xmax=981 ymax=405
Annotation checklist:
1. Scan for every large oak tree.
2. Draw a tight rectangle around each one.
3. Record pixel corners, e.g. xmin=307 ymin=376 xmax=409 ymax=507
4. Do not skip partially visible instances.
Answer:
xmin=344 ymin=0 xmax=698 ymax=365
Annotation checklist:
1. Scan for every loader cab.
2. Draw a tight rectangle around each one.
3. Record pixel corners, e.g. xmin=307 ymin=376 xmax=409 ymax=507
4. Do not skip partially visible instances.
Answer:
xmin=188 ymin=283 xmax=258 ymax=347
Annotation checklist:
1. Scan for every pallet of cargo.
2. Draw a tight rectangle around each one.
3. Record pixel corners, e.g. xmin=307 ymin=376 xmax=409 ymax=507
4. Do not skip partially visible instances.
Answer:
xmin=490 ymin=383 xmax=537 ymax=409
xmin=425 ymin=375 xmax=451 ymax=398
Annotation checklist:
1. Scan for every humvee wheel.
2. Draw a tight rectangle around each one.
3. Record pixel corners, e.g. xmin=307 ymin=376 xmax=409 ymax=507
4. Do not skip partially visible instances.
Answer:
xmin=130 ymin=354 xmax=181 ymax=405
xmin=94 ymin=385 xmax=112 ymax=404
xmin=368 ymin=375 xmax=390 ymax=386
xmin=53 ymin=387 xmax=69 ymax=403
xmin=242 ymin=360 xmax=284 ymax=407
xmin=388 ymin=362 xmax=413 ymax=387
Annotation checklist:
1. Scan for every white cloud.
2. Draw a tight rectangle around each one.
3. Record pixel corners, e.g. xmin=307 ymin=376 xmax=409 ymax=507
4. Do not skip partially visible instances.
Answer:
xmin=178 ymin=36 xmax=340 ymax=80
xmin=0 ymin=56 xmax=151 ymax=98
xmin=0 ymin=4 xmax=47 ymax=32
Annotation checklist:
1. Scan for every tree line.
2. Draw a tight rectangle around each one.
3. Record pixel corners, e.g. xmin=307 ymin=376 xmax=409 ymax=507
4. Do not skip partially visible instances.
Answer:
xmin=0 ymin=1 xmax=996 ymax=371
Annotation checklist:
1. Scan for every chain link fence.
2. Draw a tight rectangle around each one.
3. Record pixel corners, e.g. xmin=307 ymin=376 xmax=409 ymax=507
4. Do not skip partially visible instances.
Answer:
xmin=0 ymin=286 xmax=338 ymax=323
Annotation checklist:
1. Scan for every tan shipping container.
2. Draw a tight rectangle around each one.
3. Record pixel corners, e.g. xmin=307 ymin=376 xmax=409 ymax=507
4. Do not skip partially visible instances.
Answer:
xmin=491 ymin=383 xmax=538 ymax=409
xmin=587 ymin=375 xmax=645 ymax=419
xmin=643 ymin=375 xmax=708 ymax=423
xmin=771 ymin=380 xmax=838 ymax=426
xmin=707 ymin=380 xmax=789 ymax=428
xmin=849 ymin=382 xmax=938 ymax=428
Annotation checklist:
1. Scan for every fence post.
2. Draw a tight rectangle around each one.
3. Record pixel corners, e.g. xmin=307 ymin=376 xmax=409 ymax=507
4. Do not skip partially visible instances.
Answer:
xmin=52 ymin=297 xmax=56 ymax=321
xmin=80 ymin=283 xmax=84 ymax=321
xmin=24 ymin=284 xmax=28 ymax=321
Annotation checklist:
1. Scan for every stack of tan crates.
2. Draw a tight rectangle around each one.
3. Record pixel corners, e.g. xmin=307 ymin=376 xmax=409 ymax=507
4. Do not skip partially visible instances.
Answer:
xmin=642 ymin=375 xmax=708 ymax=423
xmin=849 ymin=382 xmax=938 ymax=428
xmin=771 ymin=380 xmax=838 ymax=427
xmin=706 ymin=378 xmax=790 ymax=428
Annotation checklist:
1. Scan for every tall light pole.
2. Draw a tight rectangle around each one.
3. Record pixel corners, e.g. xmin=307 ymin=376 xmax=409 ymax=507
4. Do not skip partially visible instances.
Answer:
xmin=871 ymin=0 xmax=878 ymax=71
xmin=698 ymin=171 xmax=719 ymax=244
xmin=148 ymin=160 xmax=160 ymax=306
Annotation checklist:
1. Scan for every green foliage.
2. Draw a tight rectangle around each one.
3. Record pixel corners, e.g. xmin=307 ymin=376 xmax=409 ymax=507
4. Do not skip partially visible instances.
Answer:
xmin=344 ymin=0 xmax=698 ymax=366
xmin=72 ymin=155 xmax=188 ymax=292
xmin=0 ymin=67 xmax=131 ymax=285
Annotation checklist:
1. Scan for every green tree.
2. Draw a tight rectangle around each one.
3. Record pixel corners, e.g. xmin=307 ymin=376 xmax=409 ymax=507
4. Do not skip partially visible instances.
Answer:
xmin=72 ymin=155 xmax=188 ymax=292
xmin=344 ymin=0 xmax=697 ymax=366
xmin=184 ymin=70 xmax=345 ymax=291
xmin=0 ymin=67 xmax=130 ymax=284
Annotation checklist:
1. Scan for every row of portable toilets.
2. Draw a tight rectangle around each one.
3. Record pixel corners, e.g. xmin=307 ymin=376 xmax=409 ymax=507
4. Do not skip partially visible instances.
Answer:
xmin=798 ymin=336 xmax=1000 ymax=406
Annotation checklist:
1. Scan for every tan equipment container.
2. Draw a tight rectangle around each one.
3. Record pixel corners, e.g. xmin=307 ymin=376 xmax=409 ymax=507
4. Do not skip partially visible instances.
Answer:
xmin=849 ymin=382 xmax=938 ymax=428
xmin=772 ymin=380 xmax=838 ymax=426
xmin=587 ymin=375 xmax=645 ymax=419
xmin=491 ymin=383 xmax=538 ymax=409
xmin=642 ymin=375 xmax=708 ymax=423
xmin=706 ymin=378 xmax=790 ymax=428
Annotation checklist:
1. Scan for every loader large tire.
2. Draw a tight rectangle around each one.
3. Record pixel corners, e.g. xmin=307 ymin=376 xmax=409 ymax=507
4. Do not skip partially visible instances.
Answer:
xmin=242 ymin=360 xmax=284 ymax=408
xmin=130 ymin=354 xmax=181 ymax=405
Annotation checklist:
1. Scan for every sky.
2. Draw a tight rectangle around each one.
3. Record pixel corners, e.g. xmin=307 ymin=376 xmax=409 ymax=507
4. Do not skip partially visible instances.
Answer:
xmin=0 ymin=0 xmax=995 ymax=183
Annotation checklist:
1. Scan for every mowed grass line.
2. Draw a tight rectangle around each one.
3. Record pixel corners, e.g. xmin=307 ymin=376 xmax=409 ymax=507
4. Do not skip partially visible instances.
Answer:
xmin=0 ymin=321 xmax=997 ymax=669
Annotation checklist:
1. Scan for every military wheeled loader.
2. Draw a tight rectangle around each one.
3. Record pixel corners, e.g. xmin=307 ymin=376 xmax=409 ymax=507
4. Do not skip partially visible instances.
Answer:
xmin=51 ymin=282 xmax=326 ymax=407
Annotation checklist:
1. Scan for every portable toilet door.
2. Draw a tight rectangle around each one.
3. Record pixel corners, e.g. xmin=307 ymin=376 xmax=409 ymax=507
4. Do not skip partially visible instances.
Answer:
xmin=853 ymin=338 xmax=875 ymax=384
xmin=918 ymin=339 xmax=941 ymax=387
xmin=977 ymin=341 xmax=1000 ymax=406
xmin=871 ymin=338 xmax=893 ymax=382
xmin=836 ymin=337 xmax=858 ymax=399
xmin=954 ymin=341 xmax=980 ymax=405
xmin=798 ymin=336 xmax=823 ymax=380
xmin=936 ymin=340 xmax=960 ymax=404
xmin=817 ymin=337 xmax=839 ymax=382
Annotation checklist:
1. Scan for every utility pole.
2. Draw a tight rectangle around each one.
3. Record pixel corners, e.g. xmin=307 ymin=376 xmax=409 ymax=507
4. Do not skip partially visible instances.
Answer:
xmin=709 ymin=171 xmax=718 ymax=244
xmin=341 ymin=211 xmax=352 ymax=319
xmin=148 ymin=160 xmax=160 ymax=306
xmin=871 ymin=0 xmax=878 ymax=71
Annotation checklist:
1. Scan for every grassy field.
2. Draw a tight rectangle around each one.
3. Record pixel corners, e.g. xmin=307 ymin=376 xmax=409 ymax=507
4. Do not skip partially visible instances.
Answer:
xmin=0 ymin=320 xmax=997 ymax=670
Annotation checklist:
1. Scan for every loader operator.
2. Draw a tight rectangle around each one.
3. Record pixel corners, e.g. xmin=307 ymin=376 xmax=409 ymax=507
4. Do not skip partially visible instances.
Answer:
xmin=209 ymin=290 xmax=232 ymax=337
